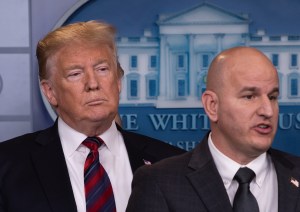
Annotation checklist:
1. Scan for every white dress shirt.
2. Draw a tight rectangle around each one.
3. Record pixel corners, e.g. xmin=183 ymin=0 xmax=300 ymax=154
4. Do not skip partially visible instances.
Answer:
xmin=208 ymin=133 xmax=278 ymax=211
xmin=58 ymin=118 xmax=133 ymax=212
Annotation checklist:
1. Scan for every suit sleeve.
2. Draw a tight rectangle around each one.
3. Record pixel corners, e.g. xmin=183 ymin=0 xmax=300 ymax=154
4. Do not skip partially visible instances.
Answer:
xmin=126 ymin=166 xmax=169 ymax=212
xmin=0 ymin=194 xmax=5 ymax=212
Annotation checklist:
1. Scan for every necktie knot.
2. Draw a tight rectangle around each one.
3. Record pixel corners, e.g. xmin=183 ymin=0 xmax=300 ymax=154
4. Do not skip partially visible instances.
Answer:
xmin=234 ymin=167 xmax=256 ymax=184
xmin=82 ymin=136 xmax=103 ymax=152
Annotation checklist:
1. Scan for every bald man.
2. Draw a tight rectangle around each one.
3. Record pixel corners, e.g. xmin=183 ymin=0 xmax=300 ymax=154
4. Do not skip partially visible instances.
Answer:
xmin=126 ymin=47 xmax=300 ymax=212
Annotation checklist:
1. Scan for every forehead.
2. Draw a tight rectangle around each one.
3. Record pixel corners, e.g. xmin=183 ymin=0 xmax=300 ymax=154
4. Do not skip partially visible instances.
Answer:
xmin=46 ymin=43 xmax=116 ymax=76
xmin=51 ymin=43 xmax=113 ymax=63
xmin=224 ymin=55 xmax=279 ymax=91
xmin=60 ymin=41 xmax=112 ymax=55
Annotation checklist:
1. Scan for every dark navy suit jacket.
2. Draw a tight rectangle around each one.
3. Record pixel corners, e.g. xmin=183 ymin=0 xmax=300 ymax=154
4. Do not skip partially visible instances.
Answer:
xmin=0 ymin=121 xmax=185 ymax=212
xmin=127 ymin=133 xmax=300 ymax=212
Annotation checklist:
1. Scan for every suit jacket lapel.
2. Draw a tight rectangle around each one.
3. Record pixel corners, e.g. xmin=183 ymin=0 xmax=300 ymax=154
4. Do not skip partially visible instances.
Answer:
xmin=30 ymin=122 xmax=77 ymax=212
xmin=117 ymin=125 xmax=146 ymax=173
xmin=269 ymin=149 xmax=300 ymax=212
xmin=186 ymin=134 xmax=233 ymax=212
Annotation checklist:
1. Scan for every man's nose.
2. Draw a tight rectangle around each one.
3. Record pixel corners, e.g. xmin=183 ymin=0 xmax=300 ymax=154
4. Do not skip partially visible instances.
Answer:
xmin=85 ymin=70 xmax=99 ymax=91
xmin=257 ymin=96 xmax=275 ymax=119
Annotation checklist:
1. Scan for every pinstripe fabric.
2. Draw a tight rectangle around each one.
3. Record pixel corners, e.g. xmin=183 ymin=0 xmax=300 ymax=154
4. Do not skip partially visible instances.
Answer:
xmin=83 ymin=137 xmax=116 ymax=212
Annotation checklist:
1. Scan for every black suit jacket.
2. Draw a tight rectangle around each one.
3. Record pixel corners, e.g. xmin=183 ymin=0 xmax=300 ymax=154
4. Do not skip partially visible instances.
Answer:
xmin=0 ymin=121 xmax=185 ymax=212
xmin=127 ymin=133 xmax=300 ymax=212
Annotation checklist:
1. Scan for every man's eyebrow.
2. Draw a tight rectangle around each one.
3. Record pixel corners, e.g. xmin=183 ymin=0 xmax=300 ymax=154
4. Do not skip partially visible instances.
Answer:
xmin=269 ymin=87 xmax=280 ymax=94
xmin=238 ymin=87 xmax=279 ymax=94
xmin=93 ymin=59 xmax=109 ymax=67
xmin=65 ymin=64 xmax=83 ymax=71
xmin=64 ymin=59 xmax=110 ymax=70
xmin=239 ymin=86 xmax=258 ymax=93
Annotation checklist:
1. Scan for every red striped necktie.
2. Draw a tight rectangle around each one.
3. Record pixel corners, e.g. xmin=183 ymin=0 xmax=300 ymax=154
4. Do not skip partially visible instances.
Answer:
xmin=83 ymin=137 xmax=116 ymax=212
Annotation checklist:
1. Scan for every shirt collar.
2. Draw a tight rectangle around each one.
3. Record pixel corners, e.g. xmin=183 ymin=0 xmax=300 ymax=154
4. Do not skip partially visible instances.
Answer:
xmin=58 ymin=117 xmax=87 ymax=158
xmin=58 ymin=118 xmax=120 ymax=157
xmin=98 ymin=120 xmax=120 ymax=156
xmin=208 ymin=133 xmax=269 ymax=189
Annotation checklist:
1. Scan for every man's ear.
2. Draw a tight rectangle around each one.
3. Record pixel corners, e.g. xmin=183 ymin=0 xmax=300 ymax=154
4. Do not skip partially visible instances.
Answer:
xmin=117 ymin=78 xmax=122 ymax=94
xmin=40 ymin=80 xmax=58 ymax=107
xmin=202 ymin=90 xmax=218 ymax=122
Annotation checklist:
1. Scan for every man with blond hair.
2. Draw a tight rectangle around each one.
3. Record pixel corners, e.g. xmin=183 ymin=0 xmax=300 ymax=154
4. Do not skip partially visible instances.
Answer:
xmin=0 ymin=20 xmax=184 ymax=212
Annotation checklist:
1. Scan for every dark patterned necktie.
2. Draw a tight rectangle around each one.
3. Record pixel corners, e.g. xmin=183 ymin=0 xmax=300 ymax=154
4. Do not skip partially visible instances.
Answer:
xmin=83 ymin=137 xmax=116 ymax=212
xmin=233 ymin=167 xmax=259 ymax=212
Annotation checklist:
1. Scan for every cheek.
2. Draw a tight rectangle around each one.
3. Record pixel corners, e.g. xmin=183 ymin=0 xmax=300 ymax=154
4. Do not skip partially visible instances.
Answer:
xmin=117 ymin=79 xmax=121 ymax=93
xmin=273 ymin=107 xmax=279 ymax=123
xmin=56 ymin=84 xmax=82 ymax=103
xmin=274 ymin=105 xmax=279 ymax=115
xmin=105 ymin=77 xmax=121 ymax=92
xmin=218 ymin=101 xmax=236 ymax=118
xmin=218 ymin=103 xmax=248 ymax=129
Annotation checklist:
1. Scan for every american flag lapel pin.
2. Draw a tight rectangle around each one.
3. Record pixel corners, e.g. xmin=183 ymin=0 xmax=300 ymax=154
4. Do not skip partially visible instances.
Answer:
xmin=143 ymin=159 xmax=152 ymax=165
xmin=290 ymin=177 xmax=299 ymax=188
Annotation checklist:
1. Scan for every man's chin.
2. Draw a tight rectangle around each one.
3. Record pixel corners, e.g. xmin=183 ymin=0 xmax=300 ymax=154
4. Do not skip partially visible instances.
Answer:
xmin=86 ymin=114 xmax=114 ymax=124
xmin=253 ymin=142 xmax=272 ymax=154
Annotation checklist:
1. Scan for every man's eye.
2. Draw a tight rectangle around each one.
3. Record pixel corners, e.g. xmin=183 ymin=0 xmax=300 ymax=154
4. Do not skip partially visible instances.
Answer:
xmin=244 ymin=95 xmax=254 ymax=100
xmin=95 ymin=66 xmax=110 ymax=76
xmin=269 ymin=95 xmax=278 ymax=101
xmin=66 ymin=71 xmax=82 ymax=80
xmin=70 ymin=72 xmax=81 ymax=76
xmin=97 ymin=67 xmax=109 ymax=72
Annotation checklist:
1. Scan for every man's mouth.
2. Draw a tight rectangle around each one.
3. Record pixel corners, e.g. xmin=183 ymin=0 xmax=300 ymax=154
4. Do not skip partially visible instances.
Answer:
xmin=258 ymin=124 xmax=268 ymax=129
xmin=255 ymin=123 xmax=272 ymax=134
xmin=86 ymin=98 xmax=106 ymax=106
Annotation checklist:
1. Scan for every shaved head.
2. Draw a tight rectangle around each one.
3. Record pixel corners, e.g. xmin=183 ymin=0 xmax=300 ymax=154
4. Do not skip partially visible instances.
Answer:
xmin=202 ymin=46 xmax=279 ymax=164
xmin=206 ymin=46 xmax=276 ymax=94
